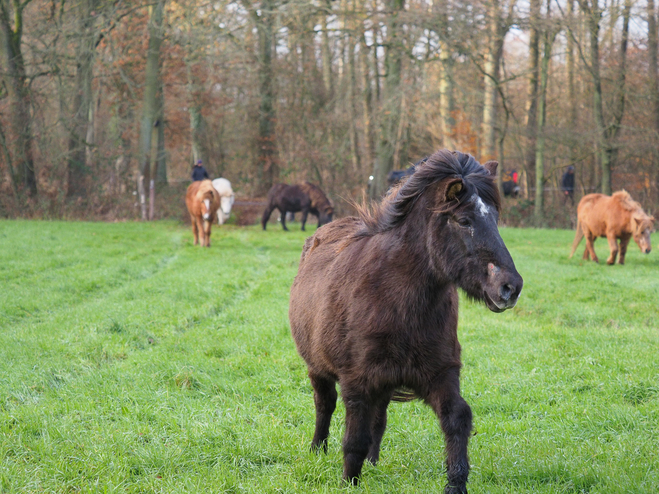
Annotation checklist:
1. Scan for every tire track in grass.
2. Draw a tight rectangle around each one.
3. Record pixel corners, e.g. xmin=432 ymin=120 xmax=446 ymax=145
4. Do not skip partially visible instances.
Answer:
xmin=0 ymin=226 xmax=272 ymax=414
xmin=0 ymin=222 xmax=186 ymax=327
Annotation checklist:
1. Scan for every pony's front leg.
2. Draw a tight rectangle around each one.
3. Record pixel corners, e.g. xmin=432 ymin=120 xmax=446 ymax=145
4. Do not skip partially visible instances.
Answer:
xmin=204 ymin=221 xmax=212 ymax=247
xmin=309 ymin=374 xmax=337 ymax=453
xmin=191 ymin=215 xmax=199 ymax=245
xmin=280 ymin=210 xmax=289 ymax=231
xmin=196 ymin=218 xmax=206 ymax=247
xmin=618 ymin=235 xmax=631 ymax=264
xmin=606 ymin=234 xmax=619 ymax=265
xmin=428 ymin=367 xmax=472 ymax=494
xmin=341 ymin=389 xmax=374 ymax=485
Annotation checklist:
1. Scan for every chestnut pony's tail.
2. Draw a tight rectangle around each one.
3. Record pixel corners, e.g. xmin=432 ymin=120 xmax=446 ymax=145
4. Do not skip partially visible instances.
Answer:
xmin=569 ymin=219 xmax=583 ymax=258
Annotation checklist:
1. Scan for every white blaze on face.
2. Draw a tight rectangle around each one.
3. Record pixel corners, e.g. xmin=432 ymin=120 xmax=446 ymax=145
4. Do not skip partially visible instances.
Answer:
xmin=474 ymin=195 xmax=490 ymax=217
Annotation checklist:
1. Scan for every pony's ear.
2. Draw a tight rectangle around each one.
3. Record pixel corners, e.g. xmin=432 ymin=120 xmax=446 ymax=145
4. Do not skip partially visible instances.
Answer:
xmin=442 ymin=178 xmax=465 ymax=202
xmin=483 ymin=160 xmax=498 ymax=176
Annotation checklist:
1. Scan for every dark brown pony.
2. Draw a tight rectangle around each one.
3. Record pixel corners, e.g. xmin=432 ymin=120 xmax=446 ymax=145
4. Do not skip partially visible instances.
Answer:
xmin=185 ymin=180 xmax=220 ymax=247
xmin=289 ymin=149 xmax=523 ymax=494
xmin=261 ymin=182 xmax=334 ymax=231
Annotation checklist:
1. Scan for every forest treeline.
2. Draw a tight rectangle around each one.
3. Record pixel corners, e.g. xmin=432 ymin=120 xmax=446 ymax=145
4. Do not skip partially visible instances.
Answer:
xmin=0 ymin=0 xmax=657 ymax=225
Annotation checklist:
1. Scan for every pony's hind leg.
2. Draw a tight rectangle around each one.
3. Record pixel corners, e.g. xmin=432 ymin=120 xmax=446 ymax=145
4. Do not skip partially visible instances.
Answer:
xmin=428 ymin=367 xmax=472 ymax=494
xmin=366 ymin=392 xmax=392 ymax=465
xmin=585 ymin=234 xmax=598 ymax=263
xmin=309 ymin=374 xmax=337 ymax=453
xmin=261 ymin=205 xmax=275 ymax=230
xmin=606 ymin=234 xmax=619 ymax=265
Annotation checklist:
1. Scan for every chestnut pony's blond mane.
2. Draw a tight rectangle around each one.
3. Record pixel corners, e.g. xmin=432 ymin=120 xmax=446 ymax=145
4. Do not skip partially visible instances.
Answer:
xmin=613 ymin=190 xmax=649 ymax=217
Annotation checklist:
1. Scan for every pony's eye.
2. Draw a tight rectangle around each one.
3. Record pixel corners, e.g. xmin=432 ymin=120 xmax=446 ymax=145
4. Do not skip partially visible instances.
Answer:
xmin=457 ymin=218 xmax=471 ymax=227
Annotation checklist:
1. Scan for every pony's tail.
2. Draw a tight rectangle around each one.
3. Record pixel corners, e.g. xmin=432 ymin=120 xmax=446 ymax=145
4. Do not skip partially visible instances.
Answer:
xmin=391 ymin=388 xmax=417 ymax=402
xmin=569 ymin=219 xmax=583 ymax=258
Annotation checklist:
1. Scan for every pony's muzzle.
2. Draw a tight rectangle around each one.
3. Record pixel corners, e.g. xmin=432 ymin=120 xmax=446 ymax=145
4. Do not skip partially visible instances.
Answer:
xmin=485 ymin=270 xmax=523 ymax=312
xmin=646 ymin=247 xmax=651 ymax=254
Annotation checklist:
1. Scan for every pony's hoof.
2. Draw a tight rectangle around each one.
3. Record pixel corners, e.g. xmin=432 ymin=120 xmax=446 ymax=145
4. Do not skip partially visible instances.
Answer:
xmin=444 ymin=485 xmax=467 ymax=494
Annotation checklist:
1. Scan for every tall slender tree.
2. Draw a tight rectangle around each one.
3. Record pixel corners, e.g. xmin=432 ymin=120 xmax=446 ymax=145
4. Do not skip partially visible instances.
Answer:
xmin=370 ymin=0 xmax=405 ymax=199
xmin=67 ymin=0 xmax=99 ymax=197
xmin=137 ymin=0 xmax=165 ymax=220
xmin=0 ymin=0 xmax=37 ymax=196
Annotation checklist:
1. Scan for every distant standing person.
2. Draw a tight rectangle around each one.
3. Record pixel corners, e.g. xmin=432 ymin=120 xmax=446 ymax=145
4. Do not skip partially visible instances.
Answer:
xmin=191 ymin=160 xmax=209 ymax=181
xmin=561 ymin=166 xmax=575 ymax=206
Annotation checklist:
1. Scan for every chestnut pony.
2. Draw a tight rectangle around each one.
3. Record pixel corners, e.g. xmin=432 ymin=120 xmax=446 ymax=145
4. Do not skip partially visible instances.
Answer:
xmin=289 ymin=150 xmax=523 ymax=494
xmin=570 ymin=190 xmax=654 ymax=264
xmin=185 ymin=180 xmax=220 ymax=247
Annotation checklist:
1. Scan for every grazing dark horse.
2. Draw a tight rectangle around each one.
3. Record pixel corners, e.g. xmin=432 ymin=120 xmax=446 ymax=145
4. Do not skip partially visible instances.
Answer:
xmin=289 ymin=149 xmax=523 ymax=493
xmin=261 ymin=182 xmax=334 ymax=231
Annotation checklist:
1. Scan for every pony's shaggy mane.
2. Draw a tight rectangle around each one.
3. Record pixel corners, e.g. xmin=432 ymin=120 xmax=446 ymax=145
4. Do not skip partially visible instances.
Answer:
xmin=356 ymin=149 xmax=501 ymax=237
xmin=612 ymin=190 xmax=650 ymax=217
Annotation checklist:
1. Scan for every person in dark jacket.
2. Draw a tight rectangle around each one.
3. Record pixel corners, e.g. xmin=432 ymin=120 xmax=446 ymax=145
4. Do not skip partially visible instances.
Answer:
xmin=561 ymin=166 xmax=575 ymax=206
xmin=191 ymin=160 xmax=209 ymax=181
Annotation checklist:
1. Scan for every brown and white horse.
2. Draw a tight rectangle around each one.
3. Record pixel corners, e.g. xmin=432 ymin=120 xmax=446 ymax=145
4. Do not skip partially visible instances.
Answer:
xmin=186 ymin=180 xmax=221 ymax=247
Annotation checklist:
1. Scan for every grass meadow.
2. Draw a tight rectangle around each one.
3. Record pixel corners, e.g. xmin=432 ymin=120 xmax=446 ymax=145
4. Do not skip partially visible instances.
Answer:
xmin=1 ymin=219 xmax=658 ymax=493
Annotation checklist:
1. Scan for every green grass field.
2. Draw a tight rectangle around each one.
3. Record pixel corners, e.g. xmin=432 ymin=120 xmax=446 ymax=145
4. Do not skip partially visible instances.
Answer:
xmin=1 ymin=220 xmax=658 ymax=493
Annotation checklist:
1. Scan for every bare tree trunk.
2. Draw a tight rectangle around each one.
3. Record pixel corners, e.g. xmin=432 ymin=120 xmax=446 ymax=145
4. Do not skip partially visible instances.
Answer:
xmin=67 ymin=0 xmax=97 ymax=197
xmin=321 ymin=0 xmax=333 ymax=102
xmin=649 ymin=0 xmax=659 ymax=132
xmin=648 ymin=0 xmax=659 ymax=204
xmin=372 ymin=19 xmax=381 ymax=102
xmin=156 ymin=77 xmax=167 ymax=183
xmin=360 ymin=36 xmax=374 ymax=172
xmin=370 ymin=0 xmax=405 ymax=199
xmin=579 ymin=0 xmax=629 ymax=196
xmin=186 ymin=60 xmax=205 ymax=167
xmin=535 ymin=27 xmax=557 ymax=225
xmin=0 ymin=0 xmax=37 ymax=197
xmin=580 ymin=1 xmax=607 ymax=193
xmin=524 ymin=0 xmax=541 ymax=191
xmin=246 ymin=0 xmax=278 ymax=194
xmin=567 ymin=0 xmax=578 ymax=164
xmin=347 ymin=3 xmax=361 ymax=173
xmin=604 ymin=0 xmax=630 ymax=189
xmin=481 ymin=0 xmax=507 ymax=162
xmin=138 ymin=0 xmax=165 ymax=220
xmin=436 ymin=4 xmax=455 ymax=149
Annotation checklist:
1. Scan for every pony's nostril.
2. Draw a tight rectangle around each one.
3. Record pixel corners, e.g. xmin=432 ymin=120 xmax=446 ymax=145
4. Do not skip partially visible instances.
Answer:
xmin=646 ymin=248 xmax=651 ymax=254
xmin=499 ymin=283 xmax=514 ymax=301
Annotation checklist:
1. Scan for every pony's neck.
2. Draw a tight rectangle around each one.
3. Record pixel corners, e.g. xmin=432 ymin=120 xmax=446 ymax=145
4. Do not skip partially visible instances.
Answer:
xmin=383 ymin=199 xmax=450 ymax=293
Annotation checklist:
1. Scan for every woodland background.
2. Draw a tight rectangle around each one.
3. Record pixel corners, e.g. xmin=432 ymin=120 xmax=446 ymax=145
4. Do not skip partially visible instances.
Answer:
xmin=1 ymin=0 xmax=658 ymax=226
